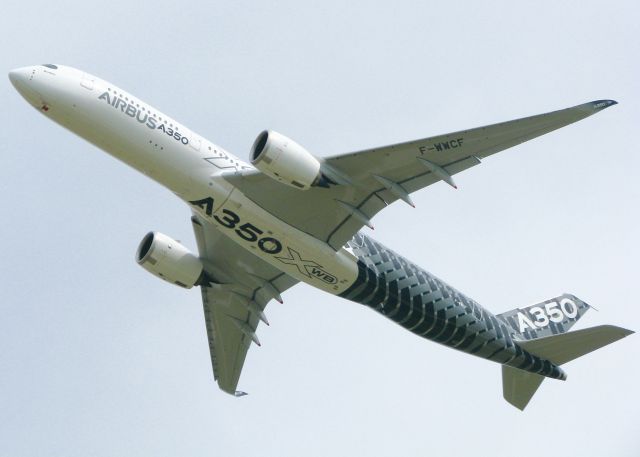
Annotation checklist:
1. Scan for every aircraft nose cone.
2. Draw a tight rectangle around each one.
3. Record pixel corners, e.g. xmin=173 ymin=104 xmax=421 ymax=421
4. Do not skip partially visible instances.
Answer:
xmin=8 ymin=67 xmax=32 ymax=90
xmin=9 ymin=66 xmax=44 ymax=107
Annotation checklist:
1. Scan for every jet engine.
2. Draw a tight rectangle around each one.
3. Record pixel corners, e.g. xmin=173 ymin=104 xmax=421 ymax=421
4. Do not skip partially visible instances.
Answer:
xmin=250 ymin=130 xmax=329 ymax=190
xmin=135 ymin=231 xmax=204 ymax=289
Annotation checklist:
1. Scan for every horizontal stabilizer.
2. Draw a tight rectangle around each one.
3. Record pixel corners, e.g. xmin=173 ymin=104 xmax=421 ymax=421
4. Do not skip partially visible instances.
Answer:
xmin=502 ymin=366 xmax=544 ymax=410
xmin=502 ymin=325 xmax=633 ymax=410
xmin=518 ymin=325 xmax=633 ymax=365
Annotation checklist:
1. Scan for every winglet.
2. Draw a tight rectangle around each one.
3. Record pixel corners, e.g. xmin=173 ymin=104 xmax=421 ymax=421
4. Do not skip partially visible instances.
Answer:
xmin=581 ymin=99 xmax=618 ymax=113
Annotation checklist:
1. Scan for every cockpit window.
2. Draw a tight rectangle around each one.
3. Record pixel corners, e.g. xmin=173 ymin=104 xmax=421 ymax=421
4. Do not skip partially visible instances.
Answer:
xmin=42 ymin=64 xmax=58 ymax=69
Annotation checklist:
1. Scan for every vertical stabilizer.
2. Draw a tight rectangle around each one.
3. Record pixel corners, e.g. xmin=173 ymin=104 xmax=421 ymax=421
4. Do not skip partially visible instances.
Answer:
xmin=497 ymin=293 xmax=591 ymax=341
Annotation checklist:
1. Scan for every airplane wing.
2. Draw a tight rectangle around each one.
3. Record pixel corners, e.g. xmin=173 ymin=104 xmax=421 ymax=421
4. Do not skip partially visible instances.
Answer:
xmin=191 ymin=214 xmax=298 ymax=395
xmin=224 ymin=100 xmax=617 ymax=250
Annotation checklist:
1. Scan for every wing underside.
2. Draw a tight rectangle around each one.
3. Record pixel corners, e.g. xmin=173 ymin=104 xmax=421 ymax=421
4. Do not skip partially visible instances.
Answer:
xmin=191 ymin=215 xmax=298 ymax=394
xmin=225 ymin=100 xmax=616 ymax=249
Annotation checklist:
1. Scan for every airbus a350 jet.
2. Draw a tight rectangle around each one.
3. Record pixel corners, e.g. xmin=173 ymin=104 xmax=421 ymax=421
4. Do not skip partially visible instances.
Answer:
xmin=10 ymin=64 xmax=632 ymax=409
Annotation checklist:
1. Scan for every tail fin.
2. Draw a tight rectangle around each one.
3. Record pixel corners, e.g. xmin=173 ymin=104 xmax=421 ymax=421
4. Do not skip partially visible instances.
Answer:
xmin=502 ymin=325 xmax=633 ymax=410
xmin=496 ymin=293 xmax=591 ymax=341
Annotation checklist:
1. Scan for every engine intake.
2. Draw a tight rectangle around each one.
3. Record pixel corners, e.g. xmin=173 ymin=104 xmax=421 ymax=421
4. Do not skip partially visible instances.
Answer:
xmin=250 ymin=130 xmax=326 ymax=190
xmin=136 ymin=231 xmax=204 ymax=289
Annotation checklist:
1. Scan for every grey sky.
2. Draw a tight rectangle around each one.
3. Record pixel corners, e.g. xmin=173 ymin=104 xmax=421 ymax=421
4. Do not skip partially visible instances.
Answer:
xmin=1 ymin=1 xmax=638 ymax=456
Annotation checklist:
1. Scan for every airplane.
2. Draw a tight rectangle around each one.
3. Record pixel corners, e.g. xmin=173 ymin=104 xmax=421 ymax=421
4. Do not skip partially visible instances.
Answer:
xmin=9 ymin=64 xmax=633 ymax=410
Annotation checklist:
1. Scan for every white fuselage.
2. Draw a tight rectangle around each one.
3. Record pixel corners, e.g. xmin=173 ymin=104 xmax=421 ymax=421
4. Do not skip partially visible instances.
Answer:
xmin=10 ymin=65 xmax=358 ymax=293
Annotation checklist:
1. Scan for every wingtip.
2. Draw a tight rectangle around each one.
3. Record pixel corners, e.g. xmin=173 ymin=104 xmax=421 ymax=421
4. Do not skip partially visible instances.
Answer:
xmin=589 ymin=99 xmax=618 ymax=111
xmin=619 ymin=327 xmax=635 ymax=337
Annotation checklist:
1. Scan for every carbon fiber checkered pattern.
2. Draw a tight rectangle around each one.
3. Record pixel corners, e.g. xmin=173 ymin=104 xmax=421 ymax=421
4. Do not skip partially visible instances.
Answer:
xmin=340 ymin=232 xmax=565 ymax=380
xmin=496 ymin=294 xmax=590 ymax=340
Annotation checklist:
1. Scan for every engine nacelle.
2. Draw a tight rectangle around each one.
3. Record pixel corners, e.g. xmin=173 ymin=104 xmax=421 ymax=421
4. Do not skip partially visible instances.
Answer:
xmin=250 ymin=130 xmax=324 ymax=190
xmin=135 ymin=232 xmax=204 ymax=289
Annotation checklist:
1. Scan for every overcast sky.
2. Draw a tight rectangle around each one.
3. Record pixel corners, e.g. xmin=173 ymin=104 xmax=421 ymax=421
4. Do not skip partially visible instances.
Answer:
xmin=1 ymin=1 xmax=638 ymax=456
